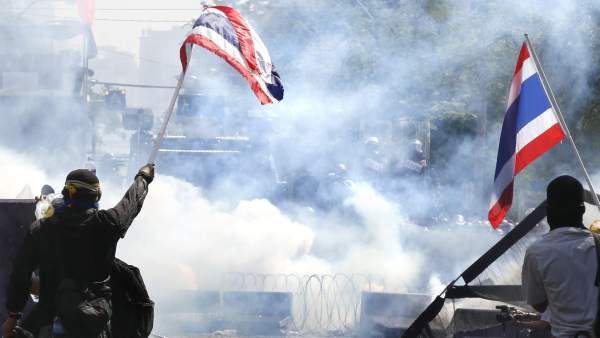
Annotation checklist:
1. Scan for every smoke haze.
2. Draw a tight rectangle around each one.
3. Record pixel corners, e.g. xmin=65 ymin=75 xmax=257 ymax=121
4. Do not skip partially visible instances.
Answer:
xmin=3 ymin=0 xmax=600 ymax=333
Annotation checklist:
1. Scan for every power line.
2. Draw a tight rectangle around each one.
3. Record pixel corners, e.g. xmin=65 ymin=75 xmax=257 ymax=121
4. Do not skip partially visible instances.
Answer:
xmin=97 ymin=48 xmax=179 ymax=68
xmin=96 ymin=8 xmax=203 ymax=11
xmin=6 ymin=8 xmax=205 ymax=11
xmin=19 ymin=13 xmax=193 ymax=23
xmin=91 ymin=80 xmax=176 ymax=89
xmin=95 ymin=18 xmax=191 ymax=23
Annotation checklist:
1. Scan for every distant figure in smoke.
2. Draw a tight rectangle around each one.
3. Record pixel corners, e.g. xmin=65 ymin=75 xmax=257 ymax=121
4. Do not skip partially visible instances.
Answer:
xmin=391 ymin=139 xmax=427 ymax=176
xmin=73 ymin=67 xmax=94 ymax=96
xmin=521 ymin=175 xmax=597 ymax=338
xmin=291 ymin=169 xmax=320 ymax=204
xmin=1 ymin=164 xmax=155 ymax=338
xmin=408 ymin=139 xmax=427 ymax=172
xmin=316 ymin=163 xmax=354 ymax=210
xmin=362 ymin=137 xmax=387 ymax=178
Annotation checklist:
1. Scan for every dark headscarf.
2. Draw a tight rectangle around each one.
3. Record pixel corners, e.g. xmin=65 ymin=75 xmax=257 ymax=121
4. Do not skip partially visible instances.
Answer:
xmin=61 ymin=169 xmax=101 ymax=209
xmin=546 ymin=175 xmax=585 ymax=229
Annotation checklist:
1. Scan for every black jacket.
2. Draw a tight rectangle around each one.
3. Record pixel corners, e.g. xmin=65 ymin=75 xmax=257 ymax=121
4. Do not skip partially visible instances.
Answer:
xmin=5 ymin=176 xmax=149 ymax=324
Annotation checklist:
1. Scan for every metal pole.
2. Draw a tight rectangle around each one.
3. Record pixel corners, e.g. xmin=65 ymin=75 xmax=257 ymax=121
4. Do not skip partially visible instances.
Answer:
xmin=148 ymin=72 xmax=186 ymax=164
xmin=524 ymin=34 xmax=600 ymax=210
xmin=83 ymin=33 xmax=95 ymax=158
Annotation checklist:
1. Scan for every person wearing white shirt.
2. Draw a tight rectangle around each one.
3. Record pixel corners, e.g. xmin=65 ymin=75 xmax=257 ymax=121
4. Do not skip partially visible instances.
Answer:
xmin=522 ymin=175 xmax=597 ymax=338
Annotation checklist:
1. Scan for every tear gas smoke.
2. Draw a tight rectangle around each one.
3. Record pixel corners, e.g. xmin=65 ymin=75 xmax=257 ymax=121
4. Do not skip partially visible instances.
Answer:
xmin=3 ymin=0 xmax=600 ymax=333
xmin=0 ymin=147 xmax=50 ymax=198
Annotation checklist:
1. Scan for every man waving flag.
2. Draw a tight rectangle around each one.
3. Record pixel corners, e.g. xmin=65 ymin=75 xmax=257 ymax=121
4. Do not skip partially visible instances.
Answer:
xmin=489 ymin=42 xmax=565 ymax=228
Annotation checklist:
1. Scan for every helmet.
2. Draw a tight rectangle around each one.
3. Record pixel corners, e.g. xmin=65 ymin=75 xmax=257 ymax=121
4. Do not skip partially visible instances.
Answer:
xmin=410 ymin=139 xmax=423 ymax=153
xmin=364 ymin=137 xmax=380 ymax=146
xmin=40 ymin=184 xmax=55 ymax=197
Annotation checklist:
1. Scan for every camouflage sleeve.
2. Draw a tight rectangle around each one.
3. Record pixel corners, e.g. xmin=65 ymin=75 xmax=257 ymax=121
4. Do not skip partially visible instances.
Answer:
xmin=98 ymin=176 xmax=149 ymax=238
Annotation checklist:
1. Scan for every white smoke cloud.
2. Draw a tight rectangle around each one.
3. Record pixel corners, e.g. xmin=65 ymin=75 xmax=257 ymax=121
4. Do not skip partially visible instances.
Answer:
xmin=111 ymin=175 xmax=325 ymax=293
xmin=0 ymin=147 xmax=52 ymax=198
xmin=5 ymin=0 xmax=600 ymax=332
xmin=101 ymin=174 xmax=502 ymax=298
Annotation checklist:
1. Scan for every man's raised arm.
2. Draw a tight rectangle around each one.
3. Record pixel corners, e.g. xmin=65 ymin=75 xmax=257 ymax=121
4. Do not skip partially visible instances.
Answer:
xmin=100 ymin=163 xmax=154 ymax=237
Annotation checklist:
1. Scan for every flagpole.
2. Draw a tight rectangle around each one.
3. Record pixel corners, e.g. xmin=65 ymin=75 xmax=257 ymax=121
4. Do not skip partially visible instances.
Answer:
xmin=524 ymin=34 xmax=600 ymax=210
xmin=148 ymin=71 xmax=186 ymax=164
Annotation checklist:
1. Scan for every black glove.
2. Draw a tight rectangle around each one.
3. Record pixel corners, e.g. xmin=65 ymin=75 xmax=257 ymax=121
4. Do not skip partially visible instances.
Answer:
xmin=136 ymin=163 xmax=155 ymax=183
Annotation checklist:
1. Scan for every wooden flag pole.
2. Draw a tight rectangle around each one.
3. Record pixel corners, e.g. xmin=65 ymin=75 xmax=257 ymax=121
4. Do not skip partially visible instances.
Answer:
xmin=524 ymin=34 xmax=600 ymax=210
xmin=148 ymin=72 xmax=186 ymax=164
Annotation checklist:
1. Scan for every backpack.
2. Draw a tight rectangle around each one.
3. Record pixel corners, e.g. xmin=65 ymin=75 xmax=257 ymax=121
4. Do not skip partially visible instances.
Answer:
xmin=110 ymin=258 xmax=154 ymax=338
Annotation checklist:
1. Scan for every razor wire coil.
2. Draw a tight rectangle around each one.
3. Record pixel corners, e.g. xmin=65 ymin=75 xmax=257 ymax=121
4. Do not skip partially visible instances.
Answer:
xmin=220 ymin=272 xmax=386 ymax=335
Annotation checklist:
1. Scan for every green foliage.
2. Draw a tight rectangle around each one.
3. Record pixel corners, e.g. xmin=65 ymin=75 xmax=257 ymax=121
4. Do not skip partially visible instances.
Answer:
xmin=577 ymin=83 xmax=600 ymax=169
xmin=430 ymin=111 xmax=479 ymax=167
xmin=579 ymin=92 xmax=600 ymax=134
xmin=423 ymin=0 xmax=451 ymax=21
xmin=432 ymin=111 xmax=479 ymax=137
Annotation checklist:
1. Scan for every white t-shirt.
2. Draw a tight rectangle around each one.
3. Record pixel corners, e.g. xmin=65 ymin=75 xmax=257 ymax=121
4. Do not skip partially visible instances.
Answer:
xmin=522 ymin=227 xmax=598 ymax=338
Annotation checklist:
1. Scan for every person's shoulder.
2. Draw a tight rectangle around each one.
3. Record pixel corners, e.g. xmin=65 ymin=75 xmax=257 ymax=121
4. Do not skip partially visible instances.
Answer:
xmin=94 ymin=208 xmax=118 ymax=224
xmin=81 ymin=208 xmax=111 ymax=224
xmin=571 ymin=227 xmax=593 ymax=236
xmin=571 ymin=227 xmax=595 ymax=245
xmin=94 ymin=208 xmax=111 ymax=217
xmin=525 ymin=237 xmax=550 ymax=257
xmin=555 ymin=227 xmax=594 ymax=243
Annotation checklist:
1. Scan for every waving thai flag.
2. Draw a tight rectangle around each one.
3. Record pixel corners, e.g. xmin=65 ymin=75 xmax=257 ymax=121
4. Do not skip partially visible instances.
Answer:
xmin=180 ymin=6 xmax=284 ymax=105
xmin=489 ymin=42 xmax=565 ymax=228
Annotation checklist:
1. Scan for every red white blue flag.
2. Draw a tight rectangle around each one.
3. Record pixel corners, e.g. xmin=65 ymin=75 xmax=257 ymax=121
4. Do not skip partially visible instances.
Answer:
xmin=489 ymin=42 xmax=565 ymax=228
xmin=180 ymin=6 xmax=284 ymax=105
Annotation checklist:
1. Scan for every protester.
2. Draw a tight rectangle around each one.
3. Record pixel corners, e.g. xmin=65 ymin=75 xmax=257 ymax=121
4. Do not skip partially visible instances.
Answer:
xmin=1 ymin=164 xmax=154 ymax=338
xmin=362 ymin=136 xmax=387 ymax=179
xmin=390 ymin=139 xmax=427 ymax=177
xmin=521 ymin=175 xmax=597 ymax=338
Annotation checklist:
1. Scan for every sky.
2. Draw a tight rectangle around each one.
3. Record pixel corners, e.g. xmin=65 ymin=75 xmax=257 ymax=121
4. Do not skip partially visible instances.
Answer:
xmin=47 ymin=0 xmax=214 ymax=64
xmin=13 ymin=0 xmax=207 ymax=67
xmin=91 ymin=0 xmax=202 ymax=58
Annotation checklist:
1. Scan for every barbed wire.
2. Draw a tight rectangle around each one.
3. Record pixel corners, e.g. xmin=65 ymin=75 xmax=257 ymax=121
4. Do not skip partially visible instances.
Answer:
xmin=220 ymin=272 xmax=386 ymax=335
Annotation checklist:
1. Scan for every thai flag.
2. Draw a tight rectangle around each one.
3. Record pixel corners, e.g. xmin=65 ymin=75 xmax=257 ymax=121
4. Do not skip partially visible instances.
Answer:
xmin=489 ymin=42 xmax=565 ymax=228
xmin=180 ymin=6 xmax=284 ymax=105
